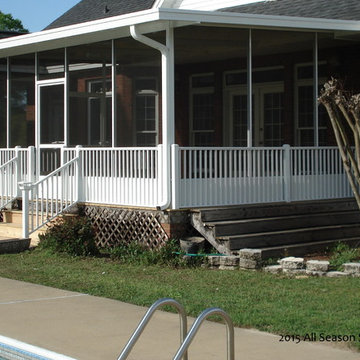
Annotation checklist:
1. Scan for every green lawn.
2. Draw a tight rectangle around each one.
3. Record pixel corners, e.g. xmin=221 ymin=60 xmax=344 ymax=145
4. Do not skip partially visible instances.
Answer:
xmin=0 ymin=249 xmax=359 ymax=351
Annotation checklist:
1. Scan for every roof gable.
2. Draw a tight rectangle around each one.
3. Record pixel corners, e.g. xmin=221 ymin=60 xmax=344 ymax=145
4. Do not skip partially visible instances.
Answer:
xmin=45 ymin=0 xmax=156 ymax=30
xmin=220 ymin=0 xmax=360 ymax=21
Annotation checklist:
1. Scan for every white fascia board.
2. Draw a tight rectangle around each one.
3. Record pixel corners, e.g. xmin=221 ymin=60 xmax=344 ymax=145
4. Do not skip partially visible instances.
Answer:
xmin=1 ymin=7 xmax=360 ymax=58
xmin=158 ymin=8 xmax=360 ymax=32
xmin=0 ymin=9 xmax=162 ymax=57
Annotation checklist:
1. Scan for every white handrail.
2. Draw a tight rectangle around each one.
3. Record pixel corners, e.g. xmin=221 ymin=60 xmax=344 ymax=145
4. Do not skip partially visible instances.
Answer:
xmin=20 ymin=156 xmax=80 ymax=238
xmin=33 ymin=157 xmax=78 ymax=187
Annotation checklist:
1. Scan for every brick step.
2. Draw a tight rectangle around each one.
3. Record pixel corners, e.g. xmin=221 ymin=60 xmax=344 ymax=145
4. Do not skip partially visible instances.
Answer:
xmin=196 ymin=199 xmax=357 ymax=222
xmin=207 ymin=210 xmax=360 ymax=236
xmin=222 ymin=223 xmax=360 ymax=251
xmin=258 ymin=237 xmax=360 ymax=259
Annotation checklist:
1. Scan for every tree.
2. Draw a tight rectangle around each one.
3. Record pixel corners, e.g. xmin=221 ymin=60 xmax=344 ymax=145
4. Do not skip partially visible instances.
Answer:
xmin=318 ymin=78 xmax=360 ymax=208
xmin=0 ymin=11 xmax=28 ymax=33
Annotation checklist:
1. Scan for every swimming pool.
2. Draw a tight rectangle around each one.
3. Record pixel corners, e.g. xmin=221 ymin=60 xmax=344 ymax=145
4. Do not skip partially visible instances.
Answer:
xmin=0 ymin=336 xmax=76 ymax=360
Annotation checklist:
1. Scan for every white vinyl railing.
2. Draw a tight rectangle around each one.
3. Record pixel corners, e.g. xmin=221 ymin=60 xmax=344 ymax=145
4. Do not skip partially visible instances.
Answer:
xmin=174 ymin=145 xmax=353 ymax=208
xmin=64 ymin=146 xmax=162 ymax=207
xmin=0 ymin=147 xmax=35 ymax=209
xmin=20 ymin=156 xmax=80 ymax=238
xmin=1 ymin=144 xmax=355 ymax=231
xmin=0 ymin=149 xmax=15 ymax=165
xmin=0 ymin=157 xmax=18 ymax=209
xmin=290 ymin=146 xmax=351 ymax=201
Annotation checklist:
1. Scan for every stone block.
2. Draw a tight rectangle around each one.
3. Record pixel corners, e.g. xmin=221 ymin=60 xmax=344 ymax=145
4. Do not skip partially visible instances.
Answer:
xmin=219 ymin=265 xmax=237 ymax=270
xmin=282 ymin=269 xmax=307 ymax=276
xmin=239 ymin=258 xmax=259 ymax=269
xmin=343 ymin=262 xmax=360 ymax=274
xmin=239 ymin=248 xmax=262 ymax=261
xmin=326 ymin=271 xmax=349 ymax=278
xmin=263 ymin=265 xmax=282 ymax=274
xmin=305 ymin=270 xmax=327 ymax=277
xmin=220 ymin=256 xmax=239 ymax=267
xmin=279 ymin=257 xmax=304 ymax=270
xmin=180 ymin=236 xmax=205 ymax=254
xmin=207 ymin=256 xmax=222 ymax=267
xmin=306 ymin=260 xmax=330 ymax=272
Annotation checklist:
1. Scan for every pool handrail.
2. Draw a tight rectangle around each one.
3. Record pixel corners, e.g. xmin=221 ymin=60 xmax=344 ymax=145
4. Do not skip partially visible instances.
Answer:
xmin=117 ymin=297 xmax=188 ymax=360
xmin=172 ymin=307 xmax=235 ymax=360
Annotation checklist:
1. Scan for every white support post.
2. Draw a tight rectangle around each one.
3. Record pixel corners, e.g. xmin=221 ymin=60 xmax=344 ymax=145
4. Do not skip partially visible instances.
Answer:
xmin=76 ymin=145 xmax=83 ymax=202
xmin=6 ymin=57 xmax=10 ymax=148
xmin=64 ymin=48 xmax=69 ymax=147
xmin=313 ymin=32 xmax=319 ymax=147
xmin=15 ymin=146 xmax=21 ymax=197
xmin=60 ymin=147 xmax=65 ymax=166
xmin=112 ymin=39 xmax=117 ymax=147
xmin=28 ymin=146 xmax=35 ymax=183
xmin=247 ymin=29 xmax=253 ymax=147
xmin=19 ymin=182 xmax=32 ymax=239
xmin=171 ymin=144 xmax=179 ymax=209
xmin=283 ymin=144 xmax=291 ymax=202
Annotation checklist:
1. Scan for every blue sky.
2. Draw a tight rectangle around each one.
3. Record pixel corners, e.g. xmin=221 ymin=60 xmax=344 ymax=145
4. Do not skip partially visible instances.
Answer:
xmin=0 ymin=0 xmax=80 ymax=32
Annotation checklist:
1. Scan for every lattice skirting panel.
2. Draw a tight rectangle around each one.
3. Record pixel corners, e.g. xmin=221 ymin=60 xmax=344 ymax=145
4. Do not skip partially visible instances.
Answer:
xmin=83 ymin=205 xmax=169 ymax=249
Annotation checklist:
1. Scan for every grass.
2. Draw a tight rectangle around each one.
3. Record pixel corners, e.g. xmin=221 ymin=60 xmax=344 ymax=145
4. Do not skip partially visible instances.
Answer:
xmin=0 ymin=249 xmax=359 ymax=351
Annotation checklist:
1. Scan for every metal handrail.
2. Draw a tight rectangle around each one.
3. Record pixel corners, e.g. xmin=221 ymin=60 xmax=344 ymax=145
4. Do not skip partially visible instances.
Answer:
xmin=173 ymin=307 xmax=235 ymax=360
xmin=117 ymin=298 xmax=188 ymax=360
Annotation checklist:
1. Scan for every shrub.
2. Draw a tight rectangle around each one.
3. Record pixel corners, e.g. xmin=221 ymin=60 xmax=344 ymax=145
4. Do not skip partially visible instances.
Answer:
xmin=329 ymin=243 xmax=360 ymax=270
xmin=38 ymin=216 xmax=98 ymax=257
xmin=109 ymin=239 xmax=189 ymax=267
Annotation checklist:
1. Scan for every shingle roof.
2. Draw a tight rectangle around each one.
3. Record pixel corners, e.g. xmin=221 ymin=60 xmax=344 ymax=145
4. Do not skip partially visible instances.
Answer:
xmin=220 ymin=0 xmax=360 ymax=21
xmin=45 ymin=0 xmax=155 ymax=30
xmin=0 ymin=31 xmax=23 ymax=39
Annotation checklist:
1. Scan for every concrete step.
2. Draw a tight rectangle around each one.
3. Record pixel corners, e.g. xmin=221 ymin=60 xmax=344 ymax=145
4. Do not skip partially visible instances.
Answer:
xmin=2 ymin=210 xmax=23 ymax=225
xmin=0 ymin=237 xmax=31 ymax=254
xmin=223 ymin=223 xmax=360 ymax=251
xmin=0 ymin=223 xmax=44 ymax=247
xmin=0 ymin=223 xmax=22 ymax=238
xmin=196 ymin=199 xmax=358 ymax=222
xmin=208 ymin=210 xmax=360 ymax=236
xmin=259 ymin=237 xmax=360 ymax=259
xmin=2 ymin=210 xmax=46 ymax=227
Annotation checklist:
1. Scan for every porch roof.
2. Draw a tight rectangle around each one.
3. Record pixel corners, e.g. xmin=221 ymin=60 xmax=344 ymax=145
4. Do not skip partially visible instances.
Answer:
xmin=45 ymin=0 xmax=156 ymax=30
xmin=1 ymin=7 xmax=360 ymax=58
xmin=221 ymin=0 xmax=360 ymax=21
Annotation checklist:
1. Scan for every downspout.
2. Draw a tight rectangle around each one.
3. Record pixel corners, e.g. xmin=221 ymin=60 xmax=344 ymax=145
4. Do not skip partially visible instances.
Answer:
xmin=130 ymin=24 xmax=175 ymax=210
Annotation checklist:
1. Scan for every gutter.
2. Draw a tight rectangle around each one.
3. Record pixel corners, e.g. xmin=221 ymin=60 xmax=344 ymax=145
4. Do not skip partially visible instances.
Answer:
xmin=130 ymin=24 xmax=174 ymax=210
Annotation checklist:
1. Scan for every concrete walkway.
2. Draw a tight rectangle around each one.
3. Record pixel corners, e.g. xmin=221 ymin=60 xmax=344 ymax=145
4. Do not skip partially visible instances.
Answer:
xmin=0 ymin=277 xmax=358 ymax=360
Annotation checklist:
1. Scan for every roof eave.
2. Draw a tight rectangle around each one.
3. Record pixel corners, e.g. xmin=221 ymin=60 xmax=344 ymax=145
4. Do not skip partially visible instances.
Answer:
xmin=158 ymin=8 xmax=360 ymax=32
xmin=0 ymin=8 xmax=162 ymax=57
xmin=1 ymin=7 xmax=360 ymax=57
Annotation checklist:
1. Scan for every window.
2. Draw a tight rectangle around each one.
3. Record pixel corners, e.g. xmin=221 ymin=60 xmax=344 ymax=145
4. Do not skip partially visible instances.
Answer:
xmin=135 ymin=78 xmax=158 ymax=146
xmin=87 ymin=79 xmax=112 ymax=146
xmin=263 ymin=91 xmax=284 ymax=146
xmin=68 ymin=41 xmax=112 ymax=147
xmin=190 ymin=74 xmax=215 ymax=146
xmin=295 ymin=63 xmax=328 ymax=146
xmin=10 ymin=54 xmax=35 ymax=147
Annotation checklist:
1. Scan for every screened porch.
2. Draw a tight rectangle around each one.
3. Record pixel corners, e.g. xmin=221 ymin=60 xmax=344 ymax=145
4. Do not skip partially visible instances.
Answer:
xmin=1 ymin=22 xmax=359 ymax=229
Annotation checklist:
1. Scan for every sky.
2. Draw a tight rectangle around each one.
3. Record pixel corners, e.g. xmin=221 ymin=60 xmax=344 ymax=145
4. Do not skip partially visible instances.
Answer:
xmin=0 ymin=0 xmax=80 ymax=32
